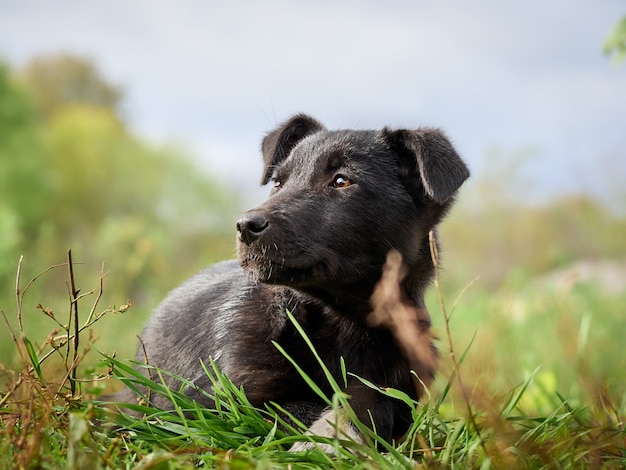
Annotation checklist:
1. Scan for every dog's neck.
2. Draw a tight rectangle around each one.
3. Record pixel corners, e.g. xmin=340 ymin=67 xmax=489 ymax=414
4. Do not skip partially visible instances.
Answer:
xmin=290 ymin=232 xmax=438 ymax=321
xmin=300 ymin=272 xmax=429 ymax=322
xmin=302 ymin=284 xmax=377 ymax=319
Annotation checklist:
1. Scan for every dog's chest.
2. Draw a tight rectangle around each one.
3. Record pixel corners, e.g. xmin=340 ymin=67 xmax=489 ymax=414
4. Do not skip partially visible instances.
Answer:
xmin=283 ymin=301 xmax=407 ymax=386
xmin=225 ymin=285 xmax=410 ymax=404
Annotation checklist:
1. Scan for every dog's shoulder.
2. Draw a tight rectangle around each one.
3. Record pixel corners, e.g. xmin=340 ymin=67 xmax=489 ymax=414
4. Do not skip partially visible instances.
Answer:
xmin=145 ymin=261 xmax=310 ymax=339
xmin=155 ymin=261 xmax=248 ymax=311
xmin=140 ymin=261 xmax=249 ymax=350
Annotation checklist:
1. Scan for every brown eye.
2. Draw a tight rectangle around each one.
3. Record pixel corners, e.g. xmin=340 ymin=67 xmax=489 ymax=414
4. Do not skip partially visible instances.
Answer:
xmin=332 ymin=174 xmax=352 ymax=188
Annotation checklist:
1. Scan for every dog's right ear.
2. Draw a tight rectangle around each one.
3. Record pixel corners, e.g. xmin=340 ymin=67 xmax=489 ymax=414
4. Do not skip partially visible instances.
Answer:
xmin=261 ymin=114 xmax=325 ymax=185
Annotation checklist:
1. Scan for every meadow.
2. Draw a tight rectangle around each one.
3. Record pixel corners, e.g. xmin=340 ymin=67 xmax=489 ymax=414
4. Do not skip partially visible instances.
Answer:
xmin=1 ymin=55 xmax=625 ymax=468
xmin=1 ymin=233 xmax=624 ymax=468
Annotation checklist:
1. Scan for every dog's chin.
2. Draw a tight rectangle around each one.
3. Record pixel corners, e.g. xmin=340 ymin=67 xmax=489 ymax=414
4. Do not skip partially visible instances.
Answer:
xmin=238 ymin=253 xmax=323 ymax=288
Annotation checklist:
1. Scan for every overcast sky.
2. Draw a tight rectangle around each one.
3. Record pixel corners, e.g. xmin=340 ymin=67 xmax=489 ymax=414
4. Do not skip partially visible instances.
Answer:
xmin=1 ymin=1 xmax=624 ymax=208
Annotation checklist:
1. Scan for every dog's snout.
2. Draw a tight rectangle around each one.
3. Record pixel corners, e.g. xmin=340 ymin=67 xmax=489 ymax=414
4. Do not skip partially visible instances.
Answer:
xmin=237 ymin=212 xmax=269 ymax=245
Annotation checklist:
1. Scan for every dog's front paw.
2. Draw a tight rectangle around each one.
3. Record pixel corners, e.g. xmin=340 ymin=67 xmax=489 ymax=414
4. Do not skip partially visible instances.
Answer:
xmin=289 ymin=408 xmax=365 ymax=454
xmin=290 ymin=439 xmax=337 ymax=454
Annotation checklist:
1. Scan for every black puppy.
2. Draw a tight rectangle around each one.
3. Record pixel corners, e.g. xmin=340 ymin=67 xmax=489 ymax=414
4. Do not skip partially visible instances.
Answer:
xmin=120 ymin=114 xmax=469 ymax=450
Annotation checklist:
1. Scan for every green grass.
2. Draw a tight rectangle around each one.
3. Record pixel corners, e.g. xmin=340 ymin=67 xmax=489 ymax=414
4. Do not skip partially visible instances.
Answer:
xmin=1 ymin=253 xmax=625 ymax=469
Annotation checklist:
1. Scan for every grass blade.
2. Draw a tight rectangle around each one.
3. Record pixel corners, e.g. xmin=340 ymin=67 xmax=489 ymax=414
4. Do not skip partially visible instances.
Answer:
xmin=22 ymin=335 xmax=46 ymax=384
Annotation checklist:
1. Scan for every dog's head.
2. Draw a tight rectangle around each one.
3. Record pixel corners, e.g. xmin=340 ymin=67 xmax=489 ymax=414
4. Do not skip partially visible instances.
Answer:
xmin=237 ymin=114 xmax=469 ymax=306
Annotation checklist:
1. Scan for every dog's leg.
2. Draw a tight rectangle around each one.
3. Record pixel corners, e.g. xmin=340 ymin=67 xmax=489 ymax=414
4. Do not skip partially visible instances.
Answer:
xmin=289 ymin=384 xmax=397 ymax=453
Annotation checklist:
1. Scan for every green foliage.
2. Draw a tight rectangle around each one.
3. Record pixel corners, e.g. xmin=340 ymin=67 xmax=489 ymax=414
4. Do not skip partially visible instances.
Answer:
xmin=2 ymin=260 xmax=623 ymax=468
xmin=0 ymin=57 xmax=239 ymax=358
xmin=427 ymin=279 xmax=626 ymax=409
xmin=0 ymin=62 xmax=48 ymax=243
xmin=1 ymin=51 xmax=625 ymax=467
xmin=604 ymin=16 xmax=626 ymax=65
xmin=17 ymin=54 xmax=122 ymax=119
xmin=439 ymin=143 xmax=626 ymax=292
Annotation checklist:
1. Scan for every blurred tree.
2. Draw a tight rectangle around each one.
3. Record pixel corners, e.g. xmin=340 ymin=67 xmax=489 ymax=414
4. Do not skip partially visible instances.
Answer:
xmin=604 ymin=16 xmax=626 ymax=64
xmin=0 ymin=55 xmax=240 ymax=308
xmin=44 ymin=105 xmax=142 ymax=236
xmin=18 ymin=54 xmax=122 ymax=119
xmin=0 ymin=62 xmax=48 ymax=245
xmin=43 ymin=104 xmax=238 ymax=244
xmin=441 ymin=192 xmax=626 ymax=291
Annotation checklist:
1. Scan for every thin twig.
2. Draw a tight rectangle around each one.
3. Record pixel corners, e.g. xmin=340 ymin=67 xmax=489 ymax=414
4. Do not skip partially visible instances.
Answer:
xmin=428 ymin=230 xmax=490 ymax=460
xmin=17 ymin=259 xmax=72 ymax=333
xmin=368 ymin=251 xmax=438 ymax=398
xmin=0 ymin=310 xmax=26 ymax=407
xmin=449 ymin=275 xmax=481 ymax=320
xmin=37 ymin=337 xmax=68 ymax=365
xmin=2 ymin=310 xmax=22 ymax=359
xmin=21 ymin=262 xmax=72 ymax=301
xmin=16 ymin=255 xmax=23 ymax=331
xmin=73 ymin=290 xmax=96 ymax=303
xmin=55 ymin=347 xmax=91 ymax=400
xmin=137 ymin=335 xmax=152 ymax=403
xmin=85 ymin=263 xmax=105 ymax=327
xmin=67 ymin=250 xmax=80 ymax=397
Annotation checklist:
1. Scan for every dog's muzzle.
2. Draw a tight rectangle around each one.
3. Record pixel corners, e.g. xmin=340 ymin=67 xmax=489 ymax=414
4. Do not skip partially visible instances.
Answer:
xmin=236 ymin=211 xmax=269 ymax=245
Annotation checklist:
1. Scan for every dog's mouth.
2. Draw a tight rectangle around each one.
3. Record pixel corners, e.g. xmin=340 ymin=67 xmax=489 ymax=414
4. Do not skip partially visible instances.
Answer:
xmin=237 ymin=241 xmax=339 ymax=288
xmin=238 ymin=245 xmax=313 ymax=285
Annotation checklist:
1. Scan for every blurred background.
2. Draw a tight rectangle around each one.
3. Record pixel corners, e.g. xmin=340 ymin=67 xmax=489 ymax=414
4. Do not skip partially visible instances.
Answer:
xmin=1 ymin=2 xmax=625 ymax=406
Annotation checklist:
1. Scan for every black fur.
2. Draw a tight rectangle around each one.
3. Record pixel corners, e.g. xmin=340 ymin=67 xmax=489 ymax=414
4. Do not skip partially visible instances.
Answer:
xmin=119 ymin=114 xmax=469 ymax=445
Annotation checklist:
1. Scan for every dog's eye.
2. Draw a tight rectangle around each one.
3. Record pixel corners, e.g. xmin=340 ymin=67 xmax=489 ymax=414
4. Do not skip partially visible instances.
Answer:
xmin=332 ymin=175 xmax=352 ymax=188
xmin=273 ymin=180 xmax=281 ymax=189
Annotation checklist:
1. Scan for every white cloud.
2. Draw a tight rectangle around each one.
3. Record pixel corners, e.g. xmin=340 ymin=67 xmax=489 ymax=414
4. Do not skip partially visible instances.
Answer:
xmin=0 ymin=0 xmax=624 ymax=205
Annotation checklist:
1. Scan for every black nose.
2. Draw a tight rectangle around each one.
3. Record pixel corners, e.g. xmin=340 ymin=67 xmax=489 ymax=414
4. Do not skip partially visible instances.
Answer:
xmin=237 ymin=212 xmax=269 ymax=245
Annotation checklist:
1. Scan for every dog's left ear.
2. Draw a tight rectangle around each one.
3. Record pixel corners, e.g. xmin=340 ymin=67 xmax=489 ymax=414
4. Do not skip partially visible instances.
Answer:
xmin=381 ymin=128 xmax=470 ymax=203
xmin=260 ymin=114 xmax=325 ymax=185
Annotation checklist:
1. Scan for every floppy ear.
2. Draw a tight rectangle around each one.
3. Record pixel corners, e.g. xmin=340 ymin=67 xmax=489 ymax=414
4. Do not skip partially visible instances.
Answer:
xmin=260 ymin=114 xmax=325 ymax=185
xmin=382 ymin=128 xmax=469 ymax=203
